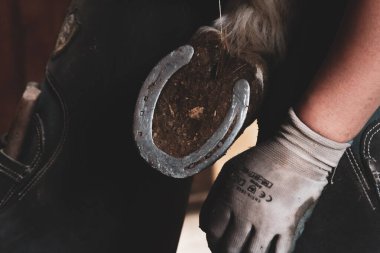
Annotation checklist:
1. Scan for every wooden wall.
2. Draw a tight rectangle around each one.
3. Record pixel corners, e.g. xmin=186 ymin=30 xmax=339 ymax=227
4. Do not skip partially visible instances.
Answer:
xmin=0 ymin=0 xmax=70 ymax=133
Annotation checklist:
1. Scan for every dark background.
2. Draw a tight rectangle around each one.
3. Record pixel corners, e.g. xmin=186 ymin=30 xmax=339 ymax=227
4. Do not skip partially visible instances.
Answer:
xmin=0 ymin=0 xmax=70 ymax=133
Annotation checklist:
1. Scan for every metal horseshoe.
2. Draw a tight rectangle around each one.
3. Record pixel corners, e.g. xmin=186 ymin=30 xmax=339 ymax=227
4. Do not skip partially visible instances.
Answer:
xmin=133 ymin=45 xmax=251 ymax=178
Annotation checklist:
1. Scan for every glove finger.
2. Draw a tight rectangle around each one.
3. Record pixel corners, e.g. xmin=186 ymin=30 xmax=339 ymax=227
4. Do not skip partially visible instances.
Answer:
xmin=202 ymin=204 xmax=232 ymax=251
xmin=216 ymin=218 xmax=252 ymax=253
xmin=199 ymin=180 xmax=231 ymax=231
xmin=245 ymin=230 xmax=273 ymax=253
xmin=275 ymin=234 xmax=294 ymax=253
xmin=199 ymin=197 xmax=214 ymax=230
xmin=200 ymin=158 xmax=240 ymax=231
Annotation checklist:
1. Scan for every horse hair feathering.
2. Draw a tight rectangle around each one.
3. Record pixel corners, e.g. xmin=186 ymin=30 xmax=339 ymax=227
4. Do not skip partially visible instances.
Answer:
xmin=214 ymin=0 xmax=293 ymax=63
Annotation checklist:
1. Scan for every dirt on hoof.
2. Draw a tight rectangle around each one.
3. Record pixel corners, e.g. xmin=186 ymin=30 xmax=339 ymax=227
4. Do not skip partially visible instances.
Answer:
xmin=152 ymin=30 xmax=259 ymax=158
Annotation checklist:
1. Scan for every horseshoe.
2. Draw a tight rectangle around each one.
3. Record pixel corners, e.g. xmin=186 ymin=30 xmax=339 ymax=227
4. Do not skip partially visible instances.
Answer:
xmin=133 ymin=45 xmax=253 ymax=178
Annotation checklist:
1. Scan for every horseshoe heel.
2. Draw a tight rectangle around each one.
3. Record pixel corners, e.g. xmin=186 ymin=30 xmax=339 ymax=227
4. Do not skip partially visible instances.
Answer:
xmin=134 ymin=45 xmax=250 ymax=178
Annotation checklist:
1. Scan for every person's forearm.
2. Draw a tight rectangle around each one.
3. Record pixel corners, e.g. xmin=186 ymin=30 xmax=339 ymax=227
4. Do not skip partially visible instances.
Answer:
xmin=296 ymin=0 xmax=380 ymax=143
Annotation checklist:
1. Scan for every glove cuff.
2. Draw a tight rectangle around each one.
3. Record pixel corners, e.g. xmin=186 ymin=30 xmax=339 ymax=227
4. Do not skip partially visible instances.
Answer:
xmin=276 ymin=108 xmax=351 ymax=172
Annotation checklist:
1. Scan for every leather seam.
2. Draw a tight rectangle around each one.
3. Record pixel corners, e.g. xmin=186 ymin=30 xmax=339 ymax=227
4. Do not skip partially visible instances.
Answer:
xmin=0 ymin=185 xmax=17 ymax=208
xmin=345 ymin=149 xmax=376 ymax=210
xmin=347 ymin=148 xmax=370 ymax=190
xmin=18 ymin=74 xmax=69 ymax=199
xmin=30 ymin=115 xmax=44 ymax=168
xmin=367 ymin=125 xmax=380 ymax=161
xmin=0 ymin=162 xmax=23 ymax=182
xmin=363 ymin=122 xmax=380 ymax=158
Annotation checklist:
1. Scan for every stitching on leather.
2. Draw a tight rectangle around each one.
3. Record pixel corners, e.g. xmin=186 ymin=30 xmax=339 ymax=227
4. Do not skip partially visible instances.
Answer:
xmin=373 ymin=172 xmax=380 ymax=201
xmin=30 ymin=114 xmax=46 ymax=169
xmin=346 ymin=150 xmax=368 ymax=192
xmin=19 ymin=75 xmax=69 ymax=199
xmin=30 ymin=116 xmax=43 ymax=167
xmin=0 ymin=185 xmax=17 ymax=208
xmin=348 ymin=148 xmax=370 ymax=190
xmin=366 ymin=123 xmax=380 ymax=198
xmin=367 ymin=125 xmax=380 ymax=160
xmin=346 ymin=150 xmax=376 ymax=210
xmin=0 ymin=162 xmax=23 ymax=181
xmin=363 ymin=122 xmax=380 ymax=156
xmin=19 ymin=88 xmax=68 ymax=198
xmin=363 ymin=122 xmax=380 ymax=158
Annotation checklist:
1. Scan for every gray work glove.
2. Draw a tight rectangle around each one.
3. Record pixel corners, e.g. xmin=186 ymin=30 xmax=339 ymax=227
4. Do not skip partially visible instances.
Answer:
xmin=200 ymin=108 xmax=351 ymax=253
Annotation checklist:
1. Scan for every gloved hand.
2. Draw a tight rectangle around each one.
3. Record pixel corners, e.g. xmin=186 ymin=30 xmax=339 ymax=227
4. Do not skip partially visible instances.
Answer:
xmin=200 ymin=108 xmax=351 ymax=253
